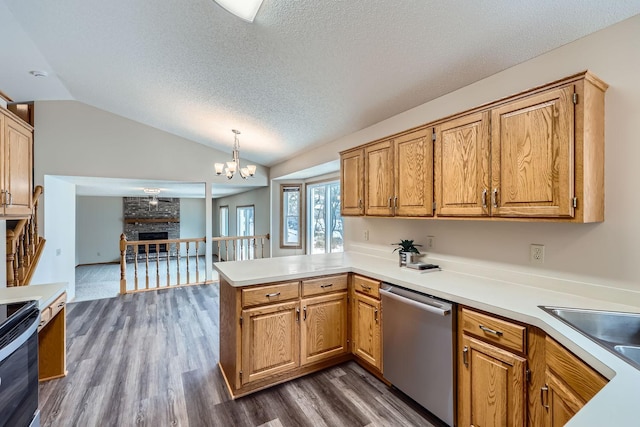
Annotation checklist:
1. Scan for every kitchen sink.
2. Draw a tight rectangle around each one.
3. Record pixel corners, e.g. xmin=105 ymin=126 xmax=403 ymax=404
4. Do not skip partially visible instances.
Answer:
xmin=541 ymin=306 xmax=640 ymax=370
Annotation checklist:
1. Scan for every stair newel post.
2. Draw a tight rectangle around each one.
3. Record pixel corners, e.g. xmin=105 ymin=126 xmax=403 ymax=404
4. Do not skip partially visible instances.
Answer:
xmin=119 ymin=233 xmax=127 ymax=294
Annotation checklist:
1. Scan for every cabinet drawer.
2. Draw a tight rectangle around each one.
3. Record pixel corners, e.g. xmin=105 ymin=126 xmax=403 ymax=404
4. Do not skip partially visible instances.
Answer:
xmin=302 ymin=274 xmax=348 ymax=296
xmin=50 ymin=292 xmax=67 ymax=317
xmin=38 ymin=307 xmax=51 ymax=331
xmin=460 ymin=307 xmax=526 ymax=353
xmin=242 ymin=281 xmax=300 ymax=308
xmin=353 ymin=275 xmax=380 ymax=299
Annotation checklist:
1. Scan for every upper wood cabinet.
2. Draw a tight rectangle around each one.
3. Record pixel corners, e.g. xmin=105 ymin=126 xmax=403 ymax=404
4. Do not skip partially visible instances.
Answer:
xmin=340 ymin=148 xmax=364 ymax=216
xmin=1 ymin=108 xmax=33 ymax=218
xmin=360 ymin=126 xmax=433 ymax=217
xmin=342 ymin=71 xmax=607 ymax=222
xmin=435 ymin=111 xmax=490 ymax=216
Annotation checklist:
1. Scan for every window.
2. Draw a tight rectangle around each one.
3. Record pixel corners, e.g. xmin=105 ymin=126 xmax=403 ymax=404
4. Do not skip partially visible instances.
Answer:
xmin=307 ymin=181 xmax=343 ymax=254
xmin=219 ymin=206 xmax=229 ymax=237
xmin=280 ymin=184 xmax=302 ymax=249
xmin=236 ymin=205 xmax=255 ymax=259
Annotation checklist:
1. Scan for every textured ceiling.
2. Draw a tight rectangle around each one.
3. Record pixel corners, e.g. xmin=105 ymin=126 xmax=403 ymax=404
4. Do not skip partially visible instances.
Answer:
xmin=2 ymin=1 xmax=640 ymax=168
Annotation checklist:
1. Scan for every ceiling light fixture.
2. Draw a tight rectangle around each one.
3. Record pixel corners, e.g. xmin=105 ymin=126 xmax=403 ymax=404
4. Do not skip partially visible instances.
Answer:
xmin=213 ymin=0 xmax=264 ymax=22
xmin=143 ymin=188 xmax=161 ymax=206
xmin=215 ymin=130 xmax=257 ymax=180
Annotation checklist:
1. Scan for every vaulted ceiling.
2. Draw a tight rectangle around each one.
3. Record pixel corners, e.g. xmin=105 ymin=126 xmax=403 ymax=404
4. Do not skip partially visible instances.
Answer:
xmin=2 ymin=1 xmax=640 ymax=169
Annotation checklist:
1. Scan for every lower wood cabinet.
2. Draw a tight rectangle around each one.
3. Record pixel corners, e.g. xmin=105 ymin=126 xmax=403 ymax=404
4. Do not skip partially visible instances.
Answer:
xmin=301 ymin=292 xmax=348 ymax=365
xmin=38 ymin=292 xmax=67 ymax=382
xmin=458 ymin=335 xmax=527 ymax=426
xmin=352 ymin=291 xmax=381 ymax=370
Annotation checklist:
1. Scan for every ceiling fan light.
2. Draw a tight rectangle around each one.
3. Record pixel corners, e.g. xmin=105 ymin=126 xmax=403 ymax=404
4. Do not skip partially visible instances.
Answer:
xmin=213 ymin=0 xmax=264 ymax=22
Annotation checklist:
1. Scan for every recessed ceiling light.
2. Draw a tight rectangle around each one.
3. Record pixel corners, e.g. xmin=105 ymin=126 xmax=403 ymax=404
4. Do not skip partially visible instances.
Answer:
xmin=29 ymin=70 xmax=49 ymax=78
xmin=213 ymin=0 xmax=264 ymax=22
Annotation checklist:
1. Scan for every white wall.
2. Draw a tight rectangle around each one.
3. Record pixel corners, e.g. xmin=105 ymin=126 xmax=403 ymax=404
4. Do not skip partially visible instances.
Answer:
xmin=76 ymin=196 xmax=122 ymax=264
xmin=270 ymin=16 xmax=640 ymax=293
xmin=31 ymin=176 xmax=76 ymax=300
xmin=180 ymin=197 xmax=206 ymax=254
xmin=214 ymin=187 xmax=271 ymax=257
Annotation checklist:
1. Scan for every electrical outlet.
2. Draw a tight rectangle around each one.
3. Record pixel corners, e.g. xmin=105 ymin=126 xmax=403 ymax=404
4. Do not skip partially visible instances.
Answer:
xmin=364 ymin=230 xmax=369 ymax=241
xmin=427 ymin=235 xmax=435 ymax=249
xmin=530 ymin=244 xmax=545 ymax=265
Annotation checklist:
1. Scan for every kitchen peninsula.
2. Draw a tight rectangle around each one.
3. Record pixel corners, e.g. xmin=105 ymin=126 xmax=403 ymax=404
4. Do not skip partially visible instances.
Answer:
xmin=215 ymin=251 xmax=640 ymax=427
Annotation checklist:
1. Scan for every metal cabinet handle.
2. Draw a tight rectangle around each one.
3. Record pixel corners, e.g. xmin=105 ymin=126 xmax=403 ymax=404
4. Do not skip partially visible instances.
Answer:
xmin=58 ymin=302 xmax=65 ymax=308
xmin=463 ymin=346 xmax=469 ymax=366
xmin=482 ymin=189 xmax=487 ymax=209
xmin=388 ymin=197 xmax=393 ymax=208
xmin=265 ymin=292 xmax=281 ymax=298
xmin=303 ymin=306 xmax=307 ymax=321
xmin=374 ymin=309 xmax=378 ymax=323
xmin=361 ymin=285 xmax=371 ymax=291
xmin=7 ymin=192 xmax=12 ymax=206
xmin=296 ymin=308 xmax=300 ymax=322
xmin=358 ymin=199 xmax=363 ymax=209
xmin=320 ymin=284 xmax=333 ymax=289
xmin=541 ymin=385 xmax=549 ymax=409
xmin=479 ymin=325 xmax=504 ymax=336
xmin=394 ymin=196 xmax=398 ymax=209
xmin=492 ymin=188 xmax=498 ymax=208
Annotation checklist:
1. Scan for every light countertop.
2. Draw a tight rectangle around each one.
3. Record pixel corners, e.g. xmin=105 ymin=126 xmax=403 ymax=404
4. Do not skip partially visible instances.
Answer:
xmin=214 ymin=252 xmax=640 ymax=427
xmin=0 ymin=282 xmax=67 ymax=310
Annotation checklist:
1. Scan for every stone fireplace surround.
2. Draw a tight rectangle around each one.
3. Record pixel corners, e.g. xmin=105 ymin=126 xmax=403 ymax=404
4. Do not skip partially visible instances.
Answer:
xmin=123 ymin=197 xmax=180 ymax=261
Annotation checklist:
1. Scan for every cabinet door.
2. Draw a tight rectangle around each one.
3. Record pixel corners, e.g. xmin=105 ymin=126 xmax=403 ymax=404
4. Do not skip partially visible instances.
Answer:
xmin=459 ymin=335 xmax=527 ymax=427
xmin=352 ymin=292 xmax=381 ymax=370
xmin=491 ymin=86 xmax=574 ymax=217
xmin=543 ymin=369 xmax=584 ymax=427
xmin=340 ymin=149 xmax=364 ymax=216
xmin=3 ymin=116 xmax=33 ymax=216
xmin=301 ymin=292 xmax=348 ymax=365
xmin=241 ymin=301 xmax=299 ymax=385
xmin=394 ymin=127 xmax=434 ymax=217
xmin=364 ymin=139 xmax=394 ymax=216
xmin=436 ymin=112 xmax=490 ymax=216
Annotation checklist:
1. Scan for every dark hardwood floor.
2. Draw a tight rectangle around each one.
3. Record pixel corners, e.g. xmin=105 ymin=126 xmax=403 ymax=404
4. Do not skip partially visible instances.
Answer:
xmin=39 ymin=285 xmax=441 ymax=426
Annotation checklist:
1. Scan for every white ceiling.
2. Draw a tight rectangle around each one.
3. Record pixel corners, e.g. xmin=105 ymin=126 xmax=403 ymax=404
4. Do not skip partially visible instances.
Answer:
xmin=2 ymin=1 xmax=640 ymax=172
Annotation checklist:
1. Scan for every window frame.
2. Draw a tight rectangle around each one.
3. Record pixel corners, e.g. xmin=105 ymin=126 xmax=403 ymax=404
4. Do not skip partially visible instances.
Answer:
xmin=306 ymin=179 xmax=343 ymax=254
xmin=219 ymin=205 xmax=229 ymax=237
xmin=280 ymin=184 xmax=303 ymax=249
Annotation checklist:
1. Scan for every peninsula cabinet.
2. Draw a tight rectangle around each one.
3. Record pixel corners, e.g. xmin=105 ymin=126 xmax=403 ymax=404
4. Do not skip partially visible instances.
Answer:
xmin=351 ymin=274 xmax=382 ymax=372
xmin=0 ymin=107 xmax=33 ymax=218
xmin=340 ymin=148 xmax=364 ymax=216
xmin=436 ymin=71 xmax=607 ymax=222
xmin=219 ymin=274 xmax=350 ymax=398
xmin=362 ymin=126 xmax=434 ymax=217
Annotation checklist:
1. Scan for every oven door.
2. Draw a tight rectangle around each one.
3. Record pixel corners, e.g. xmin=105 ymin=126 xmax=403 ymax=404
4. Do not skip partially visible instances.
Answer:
xmin=0 ymin=310 xmax=39 ymax=427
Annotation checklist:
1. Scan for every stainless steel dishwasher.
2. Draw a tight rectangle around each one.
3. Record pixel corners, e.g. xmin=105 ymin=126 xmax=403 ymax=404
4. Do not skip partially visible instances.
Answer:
xmin=381 ymin=284 xmax=455 ymax=427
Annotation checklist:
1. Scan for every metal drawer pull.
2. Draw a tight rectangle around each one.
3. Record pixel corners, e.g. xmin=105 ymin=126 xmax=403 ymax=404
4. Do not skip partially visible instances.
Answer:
xmin=265 ymin=292 xmax=281 ymax=298
xmin=320 ymin=284 xmax=333 ymax=288
xmin=58 ymin=302 xmax=65 ymax=308
xmin=479 ymin=325 xmax=503 ymax=336
xmin=541 ymin=385 xmax=549 ymax=409
xmin=361 ymin=285 xmax=371 ymax=291
xmin=463 ymin=346 xmax=469 ymax=366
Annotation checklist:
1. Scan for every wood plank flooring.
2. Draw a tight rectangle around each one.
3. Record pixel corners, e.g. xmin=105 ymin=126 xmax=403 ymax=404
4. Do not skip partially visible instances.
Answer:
xmin=39 ymin=285 xmax=442 ymax=426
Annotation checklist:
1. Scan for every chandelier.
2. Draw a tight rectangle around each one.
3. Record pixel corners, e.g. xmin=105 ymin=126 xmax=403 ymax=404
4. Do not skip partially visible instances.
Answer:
xmin=214 ymin=129 xmax=257 ymax=180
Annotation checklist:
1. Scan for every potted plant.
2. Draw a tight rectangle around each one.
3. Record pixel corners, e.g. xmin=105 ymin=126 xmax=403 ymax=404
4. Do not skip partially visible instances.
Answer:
xmin=392 ymin=239 xmax=422 ymax=266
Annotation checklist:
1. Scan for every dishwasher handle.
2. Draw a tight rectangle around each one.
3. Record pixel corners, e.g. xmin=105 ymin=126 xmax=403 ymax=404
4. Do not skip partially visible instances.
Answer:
xmin=380 ymin=288 xmax=451 ymax=316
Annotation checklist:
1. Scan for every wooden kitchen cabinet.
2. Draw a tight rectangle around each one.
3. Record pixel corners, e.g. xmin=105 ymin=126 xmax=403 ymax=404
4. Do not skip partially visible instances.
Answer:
xmin=364 ymin=139 xmax=394 ymax=216
xmin=352 ymin=275 xmax=382 ymax=371
xmin=301 ymin=292 xmax=348 ymax=365
xmin=38 ymin=292 xmax=67 ymax=382
xmin=435 ymin=111 xmax=490 ymax=217
xmin=241 ymin=300 xmax=300 ymax=385
xmin=1 ymin=108 xmax=33 ymax=218
xmin=340 ymin=148 xmax=364 ymax=216
xmin=541 ymin=336 xmax=608 ymax=426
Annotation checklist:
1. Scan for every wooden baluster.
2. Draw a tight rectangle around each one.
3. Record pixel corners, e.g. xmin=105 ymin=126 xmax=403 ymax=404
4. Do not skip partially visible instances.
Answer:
xmin=134 ymin=244 xmax=139 ymax=291
xmin=226 ymin=240 xmax=230 ymax=262
xmin=176 ymin=242 xmax=181 ymax=286
xmin=145 ymin=244 xmax=150 ymax=289
xmin=216 ymin=241 xmax=221 ymax=262
xmin=166 ymin=243 xmax=171 ymax=287
xmin=252 ymin=238 xmax=257 ymax=260
xmin=185 ymin=241 xmax=190 ymax=284
xmin=156 ymin=243 xmax=160 ymax=288
xmin=260 ymin=237 xmax=265 ymax=259
xmin=13 ymin=255 xmax=20 ymax=287
xmin=119 ymin=234 xmax=127 ymax=294
xmin=195 ymin=240 xmax=200 ymax=283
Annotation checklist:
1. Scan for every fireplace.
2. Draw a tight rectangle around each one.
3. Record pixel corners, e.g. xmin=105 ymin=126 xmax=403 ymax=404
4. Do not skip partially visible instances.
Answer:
xmin=138 ymin=232 xmax=168 ymax=254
